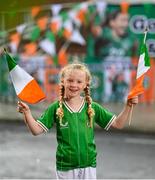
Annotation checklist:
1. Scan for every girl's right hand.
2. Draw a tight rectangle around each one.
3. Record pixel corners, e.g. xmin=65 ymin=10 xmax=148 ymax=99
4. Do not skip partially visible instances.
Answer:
xmin=17 ymin=101 xmax=30 ymax=114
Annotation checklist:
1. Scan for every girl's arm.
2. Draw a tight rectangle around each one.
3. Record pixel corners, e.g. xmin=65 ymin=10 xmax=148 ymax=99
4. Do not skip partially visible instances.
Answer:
xmin=17 ymin=101 xmax=44 ymax=136
xmin=111 ymin=96 xmax=138 ymax=129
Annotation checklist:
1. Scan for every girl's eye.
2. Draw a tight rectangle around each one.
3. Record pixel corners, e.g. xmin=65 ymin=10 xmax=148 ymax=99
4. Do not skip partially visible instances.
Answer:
xmin=68 ymin=79 xmax=73 ymax=82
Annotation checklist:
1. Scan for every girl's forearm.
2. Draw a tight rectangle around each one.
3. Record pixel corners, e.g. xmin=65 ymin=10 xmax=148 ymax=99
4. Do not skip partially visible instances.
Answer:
xmin=112 ymin=96 xmax=138 ymax=129
xmin=23 ymin=111 xmax=44 ymax=135
xmin=112 ymin=105 xmax=132 ymax=129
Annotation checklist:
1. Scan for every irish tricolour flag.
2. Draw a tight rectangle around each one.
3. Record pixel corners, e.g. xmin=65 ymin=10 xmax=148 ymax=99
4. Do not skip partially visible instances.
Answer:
xmin=4 ymin=51 xmax=46 ymax=104
xmin=128 ymin=30 xmax=150 ymax=99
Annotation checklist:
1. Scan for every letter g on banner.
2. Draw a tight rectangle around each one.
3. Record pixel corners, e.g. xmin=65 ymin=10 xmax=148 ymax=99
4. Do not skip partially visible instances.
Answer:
xmin=129 ymin=15 xmax=155 ymax=34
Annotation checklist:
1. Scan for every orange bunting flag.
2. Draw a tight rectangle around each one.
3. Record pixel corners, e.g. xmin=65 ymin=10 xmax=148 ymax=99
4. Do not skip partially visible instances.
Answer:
xmin=128 ymin=30 xmax=150 ymax=99
xmin=31 ymin=6 xmax=41 ymax=17
xmin=120 ymin=1 xmax=130 ymax=14
xmin=4 ymin=50 xmax=46 ymax=104
xmin=50 ymin=16 xmax=62 ymax=34
xmin=58 ymin=44 xmax=69 ymax=66
xmin=76 ymin=9 xmax=87 ymax=24
xmin=37 ymin=16 xmax=48 ymax=31
xmin=63 ymin=20 xmax=73 ymax=40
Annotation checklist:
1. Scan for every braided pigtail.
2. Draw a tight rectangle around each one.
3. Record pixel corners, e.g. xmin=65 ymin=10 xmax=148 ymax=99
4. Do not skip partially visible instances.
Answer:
xmin=56 ymin=82 xmax=65 ymax=126
xmin=84 ymin=84 xmax=95 ymax=128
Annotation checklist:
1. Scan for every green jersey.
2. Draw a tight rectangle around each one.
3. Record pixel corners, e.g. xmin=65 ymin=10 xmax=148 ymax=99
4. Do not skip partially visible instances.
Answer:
xmin=37 ymin=99 xmax=116 ymax=171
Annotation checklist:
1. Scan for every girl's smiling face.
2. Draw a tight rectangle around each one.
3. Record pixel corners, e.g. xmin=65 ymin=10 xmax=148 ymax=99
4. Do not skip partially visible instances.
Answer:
xmin=62 ymin=69 xmax=87 ymax=99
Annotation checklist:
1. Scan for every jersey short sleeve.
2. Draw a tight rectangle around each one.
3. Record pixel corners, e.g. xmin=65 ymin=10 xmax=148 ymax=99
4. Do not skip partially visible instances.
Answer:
xmin=92 ymin=102 xmax=117 ymax=130
xmin=37 ymin=101 xmax=59 ymax=132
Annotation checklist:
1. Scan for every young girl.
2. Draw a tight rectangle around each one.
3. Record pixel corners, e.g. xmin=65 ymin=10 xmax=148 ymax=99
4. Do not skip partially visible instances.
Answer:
xmin=17 ymin=63 xmax=138 ymax=179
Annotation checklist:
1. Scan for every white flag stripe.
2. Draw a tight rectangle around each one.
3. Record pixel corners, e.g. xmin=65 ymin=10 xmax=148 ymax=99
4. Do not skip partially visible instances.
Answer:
xmin=39 ymin=39 xmax=56 ymax=56
xmin=137 ymin=53 xmax=150 ymax=79
xmin=16 ymin=24 xmax=26 ymax=34
xmin=70 ymin=30 xmax=86 ymax=45
xmin=96 ymin=1 xmax=107 ymax=17
xmin=10 ymin=65 xmax=33 ymax=95
xmin=51 ymin=4 xmax=62 ymax=16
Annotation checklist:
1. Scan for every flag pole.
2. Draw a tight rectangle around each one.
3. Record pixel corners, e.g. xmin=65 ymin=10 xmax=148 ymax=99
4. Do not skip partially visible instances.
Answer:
xmin=144 ymin=27 xmax=148 ymax=43
xmin=128 ymin=104 xmax=133 ymax=126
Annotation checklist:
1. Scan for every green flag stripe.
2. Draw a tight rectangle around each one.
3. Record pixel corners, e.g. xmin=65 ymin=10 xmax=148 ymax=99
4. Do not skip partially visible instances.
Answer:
xmin=140 ymin=43 xmax=150 ymax=67
xmin=144 ymin=44 xmax=150 ymax=67
xmin=5 ymin=53 xmax=17 ymax=71
xmin=46 ymin=31 xmax=55 ymax=42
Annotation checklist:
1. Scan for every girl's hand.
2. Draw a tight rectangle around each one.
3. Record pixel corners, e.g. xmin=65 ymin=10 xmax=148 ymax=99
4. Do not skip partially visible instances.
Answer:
xmin=17 ymin=101 xmax=30 ymax=114
xmin=127 ymin=96 xmax=138 ymax=107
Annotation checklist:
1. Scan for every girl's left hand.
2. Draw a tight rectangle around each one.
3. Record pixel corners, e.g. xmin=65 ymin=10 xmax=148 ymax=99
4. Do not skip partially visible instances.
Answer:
xmin=127 ymin=96 xmax=138 ymax=107
xmin=17 ymin=101 xmax=30 ymax=114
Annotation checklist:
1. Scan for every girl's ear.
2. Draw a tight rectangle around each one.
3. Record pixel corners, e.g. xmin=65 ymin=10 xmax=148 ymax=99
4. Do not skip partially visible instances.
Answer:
xmin=84 ymin=83 xmax=89 ymax=90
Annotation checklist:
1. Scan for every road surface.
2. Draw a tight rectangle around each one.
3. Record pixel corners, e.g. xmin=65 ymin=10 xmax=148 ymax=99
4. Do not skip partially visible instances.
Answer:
xmin=0 ymin=122 xmax=155 ymax=179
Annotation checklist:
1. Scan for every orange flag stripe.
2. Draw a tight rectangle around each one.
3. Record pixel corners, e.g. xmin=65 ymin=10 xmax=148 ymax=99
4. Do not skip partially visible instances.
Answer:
xmin=128 ymin=75 xmax=145 ymax=99
xmin=18 ymin=79 xmax=45 ymax=104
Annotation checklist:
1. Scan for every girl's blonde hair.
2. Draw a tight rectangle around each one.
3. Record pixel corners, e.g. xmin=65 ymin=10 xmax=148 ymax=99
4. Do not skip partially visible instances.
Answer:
xmin=56 ymin=63 xmax=95 ymax=128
